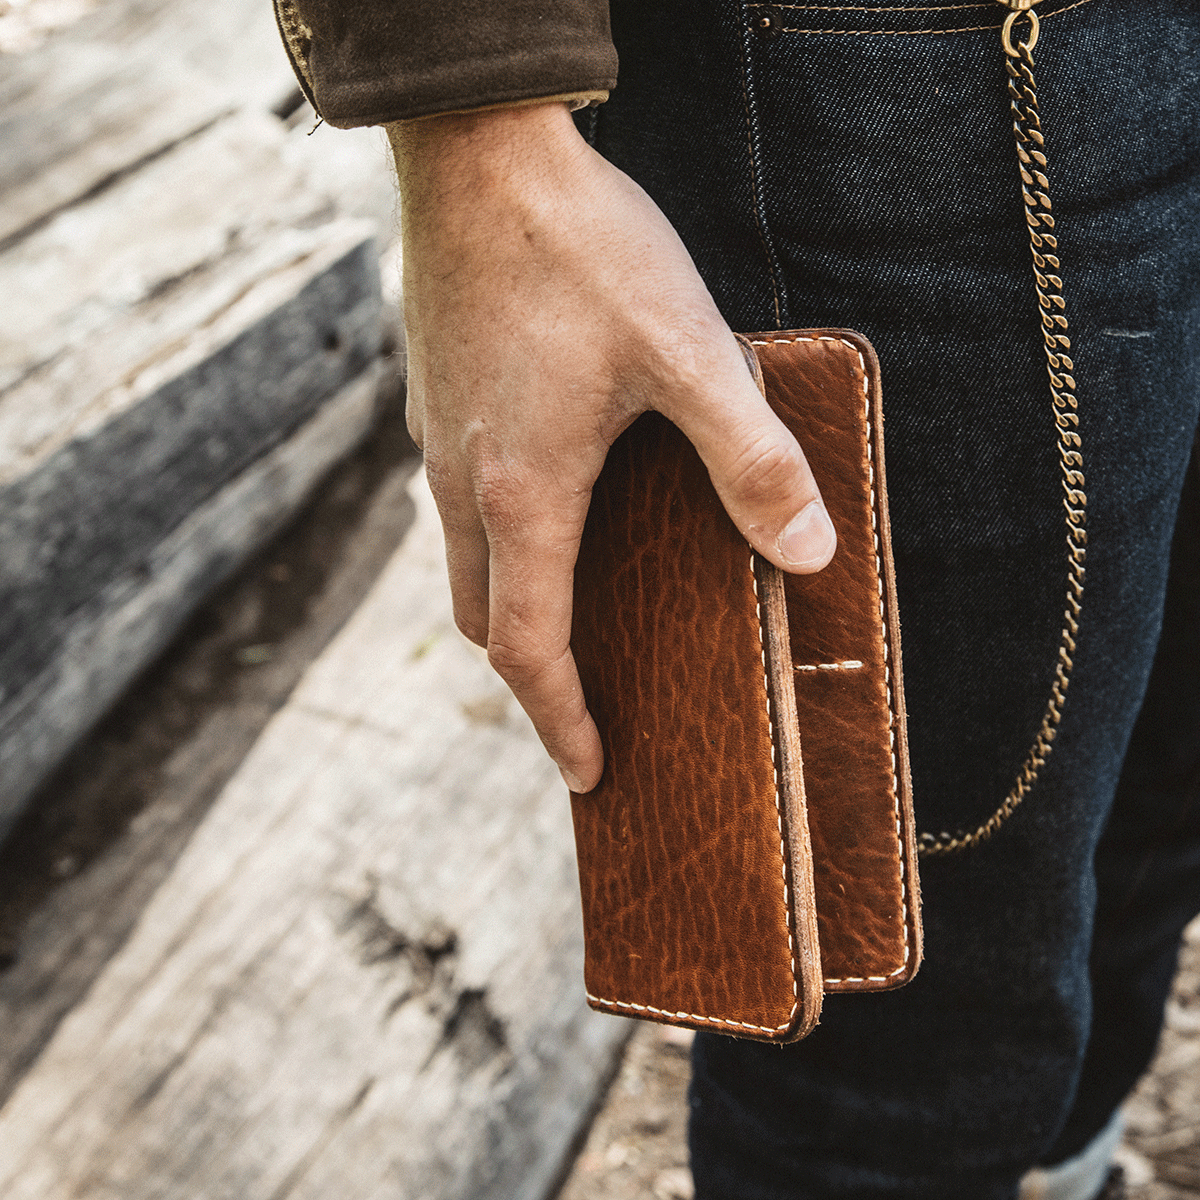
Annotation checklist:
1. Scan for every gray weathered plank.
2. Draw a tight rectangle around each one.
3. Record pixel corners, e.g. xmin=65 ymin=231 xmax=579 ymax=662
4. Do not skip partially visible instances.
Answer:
xmin=0 ymin=446 xmax=422 ymax=1106
xmin=0 ymin=0 xmax=299 ymax=246
xmin=0 ymin=90 xmax=394 ymax=830
xmin=0 ymin=472 xmax=628 ymax=1200
xmin=0 ymin=111 xmax=384 ymax=469
xmin=0 ymin=366 xmax=381 ymax=839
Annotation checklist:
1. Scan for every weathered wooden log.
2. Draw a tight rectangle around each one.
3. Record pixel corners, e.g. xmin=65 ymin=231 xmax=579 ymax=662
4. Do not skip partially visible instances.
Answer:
xmin=0 ymin=0 xmax=300 ymax=247
xmin=0 ymin=113 xmax=385 ymax=830
xmin=0 ymin=474 xmax=630 ymax=1200
xmin=0 ymin=449 xmax=423 ymax=1107
xmin=0 ymin=0 xmax=397 ymax=832
xmin=0 ymin=361 xmax=383 ymax=839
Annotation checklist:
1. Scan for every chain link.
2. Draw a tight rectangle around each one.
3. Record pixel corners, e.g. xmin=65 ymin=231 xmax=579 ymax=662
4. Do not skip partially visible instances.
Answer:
xmin=919 ymin=7 xmax=1086 ymax=857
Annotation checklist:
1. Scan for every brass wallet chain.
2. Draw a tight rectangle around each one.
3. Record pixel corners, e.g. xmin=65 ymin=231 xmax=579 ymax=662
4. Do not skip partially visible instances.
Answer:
xmin=920 ymin=0 xmax=1089 ymax=856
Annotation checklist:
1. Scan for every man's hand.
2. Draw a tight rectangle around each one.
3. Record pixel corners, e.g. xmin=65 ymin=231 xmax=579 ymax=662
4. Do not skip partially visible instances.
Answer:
xmin=389 ymin=103 xmax=835 ymax=793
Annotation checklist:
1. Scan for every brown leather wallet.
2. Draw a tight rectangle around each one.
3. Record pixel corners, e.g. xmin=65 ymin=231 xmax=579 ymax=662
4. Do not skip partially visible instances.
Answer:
xmin=570 ymin=329 xmax=922 ymax=1043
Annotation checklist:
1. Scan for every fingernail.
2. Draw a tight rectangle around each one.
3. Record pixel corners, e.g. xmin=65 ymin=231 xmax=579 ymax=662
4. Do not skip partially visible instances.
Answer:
xmin=560 ymin=766 xmax=586 ymax=793
xmin=777 ymin=500 xmax=836 ymax=570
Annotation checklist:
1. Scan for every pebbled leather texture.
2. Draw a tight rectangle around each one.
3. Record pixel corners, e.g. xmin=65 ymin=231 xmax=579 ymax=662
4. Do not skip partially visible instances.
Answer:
xmin=570 ymin=329 xmax=920 ymax=1044
xmin=570 ymin=409 xmax=822 ymax=1042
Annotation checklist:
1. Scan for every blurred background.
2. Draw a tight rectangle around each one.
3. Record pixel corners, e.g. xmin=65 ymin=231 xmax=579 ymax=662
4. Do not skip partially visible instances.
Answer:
xmin=0 ymin=1 xmax=1196 ymax=1196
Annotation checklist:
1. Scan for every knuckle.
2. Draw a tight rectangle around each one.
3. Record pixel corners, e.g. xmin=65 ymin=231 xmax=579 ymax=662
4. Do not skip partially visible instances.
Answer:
xmin=472 ymin=461 xmax=530 ymax=532
xmin=486 ymin=638 xmax=547 ymax=687
xmin=487 ymin=635 xmax=572 ymax=695
xmin=726 ymin=436 xmax=806 ymax=506
xmin=653 ymin=319 xmax=731 ymax=392
xmin=423 ymin=447 xmax=525 ymax=532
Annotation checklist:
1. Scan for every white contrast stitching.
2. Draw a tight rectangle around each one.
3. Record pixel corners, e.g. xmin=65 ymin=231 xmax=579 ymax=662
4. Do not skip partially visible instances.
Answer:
xmin=749 ymin=335 xmax=910 ymax=986
xmin=795 ymin=660 xmax=865 ymax=671
xmin=586 ymin=552 xmax=800 ymax=1036
xmin=585 ymin=993 xmax=799 ymax=1033
xmin=764 ymin=3 xmax=994 ymax=11
xmin=767 ymin=0 xmax=1095 ymax=36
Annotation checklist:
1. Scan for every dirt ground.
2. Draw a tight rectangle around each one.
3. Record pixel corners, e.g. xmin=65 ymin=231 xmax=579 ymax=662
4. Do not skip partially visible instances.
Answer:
xmin=559 ymin=1021 xmax=696 ymax=1200
xmin=1121 ymin=917 xmax=1200 ymax=1198
xmin=558 ymin=918 xmax=1200 ymax=1200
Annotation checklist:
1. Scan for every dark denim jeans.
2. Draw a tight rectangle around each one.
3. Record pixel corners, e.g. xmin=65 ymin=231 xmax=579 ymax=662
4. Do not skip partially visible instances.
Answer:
xmin=581 ymin=1 xmax=1200 ymax=1196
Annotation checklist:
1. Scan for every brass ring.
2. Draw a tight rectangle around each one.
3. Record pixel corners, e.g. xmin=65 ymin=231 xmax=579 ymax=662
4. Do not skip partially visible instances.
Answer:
xmin=1002 ymin=7 xmax=1040 ymax=56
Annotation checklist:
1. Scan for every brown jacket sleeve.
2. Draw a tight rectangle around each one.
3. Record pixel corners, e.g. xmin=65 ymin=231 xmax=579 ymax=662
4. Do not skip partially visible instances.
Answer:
xmin=274 ymin=0 xmax=617 ymax=127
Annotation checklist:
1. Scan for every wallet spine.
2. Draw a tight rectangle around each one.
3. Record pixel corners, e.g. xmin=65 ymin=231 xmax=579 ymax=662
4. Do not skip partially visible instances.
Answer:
xmin=754 ymin=551 xmax=824 ymax=1035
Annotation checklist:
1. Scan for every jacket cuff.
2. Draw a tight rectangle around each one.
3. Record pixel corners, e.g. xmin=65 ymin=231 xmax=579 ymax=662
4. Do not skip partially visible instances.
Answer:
xmin=274 ymin=0 xmax=617 ymax=128
xmin=396 ymin=90 xmax=609 ymax=122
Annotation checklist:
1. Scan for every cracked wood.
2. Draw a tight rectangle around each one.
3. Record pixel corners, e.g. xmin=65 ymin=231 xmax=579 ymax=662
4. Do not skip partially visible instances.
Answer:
xmin=0 ymin=473 xmax=628 ymax=1200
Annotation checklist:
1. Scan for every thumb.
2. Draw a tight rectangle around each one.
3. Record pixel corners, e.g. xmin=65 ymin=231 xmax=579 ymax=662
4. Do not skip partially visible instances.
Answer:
xmin=658 ymin=333 xmax=837 ymax=574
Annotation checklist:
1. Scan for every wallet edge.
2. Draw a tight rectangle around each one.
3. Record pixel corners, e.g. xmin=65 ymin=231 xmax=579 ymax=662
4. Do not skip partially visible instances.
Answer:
xmin=854 ymin=330 xmax=923 ymax=986
xmin=753 ymin=550 xmax=825 ymax=1041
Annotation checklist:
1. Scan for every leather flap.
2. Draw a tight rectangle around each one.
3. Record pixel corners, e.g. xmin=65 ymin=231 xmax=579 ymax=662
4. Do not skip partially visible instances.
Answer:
xmin=746 ymin=331 xmax=921 ymax=991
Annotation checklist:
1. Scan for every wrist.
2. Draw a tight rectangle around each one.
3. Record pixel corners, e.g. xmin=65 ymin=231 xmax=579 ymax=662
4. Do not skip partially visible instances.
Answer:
xmin=387 ymin=102 xmax=585 ymax=198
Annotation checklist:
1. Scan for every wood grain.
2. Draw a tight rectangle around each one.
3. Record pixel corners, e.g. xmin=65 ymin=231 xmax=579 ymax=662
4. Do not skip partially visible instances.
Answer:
xmin=0 ymin=0 xmax=296 ymax=247
xmin=0 ymin=473 xmax=628 ymax=1200
xmin=0 ymin=0 xmax=396 ymax=828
